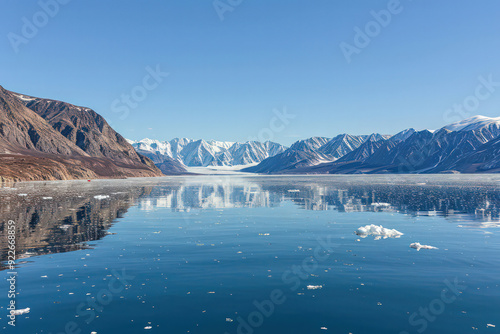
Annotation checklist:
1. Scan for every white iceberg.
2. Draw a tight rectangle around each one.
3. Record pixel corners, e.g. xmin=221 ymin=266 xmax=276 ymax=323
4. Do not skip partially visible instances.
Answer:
xmin=307 ymin=285 xmax=323 ymax=290
xmin=355 ymin=224 xmax=403 ymax=239
xmin=410 ymin=242 xmax=438 ymax=251
xmin=11 ymin=308 xmax=30 ymax=316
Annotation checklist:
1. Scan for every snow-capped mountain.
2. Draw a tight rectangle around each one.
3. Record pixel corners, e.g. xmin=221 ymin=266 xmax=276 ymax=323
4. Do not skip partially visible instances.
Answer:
xmin=337 ymin=134 xmax=391 ymax=163
xmin=289 ymin=137 xmax=330 ymax=152
xmin=442 ymin=115 xmax=500 ymax=132
xmin=318 ymin=134 xmax=367 ymax=158
xmin=441 ymin=115 xmax=500 ymax=142
xmin=390 ymin=128 xmax=416 ymax=142
xmin=247 ymin=115 xmax=500 ymax=174
xmin=128 ymin=138 xmax=287 ymax=167
xmin=228 ymin=141 xmax=286 ymax=165
xmin=244 ymin=133 xmax=387 ymax=173
xmin=129 ymin=115 xmax=500 ymax=174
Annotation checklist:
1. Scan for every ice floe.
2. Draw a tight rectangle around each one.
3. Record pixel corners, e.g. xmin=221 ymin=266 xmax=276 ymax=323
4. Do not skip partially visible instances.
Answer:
xmin=307 ymin=285 xmax=323 ymax=290
xmin=355 ymin=224 xmax=403 ymax=239
xmin=410 ymin=242 xmax=438 ymax=251
xmin=11 ymin=308 xmax=30 ymax=315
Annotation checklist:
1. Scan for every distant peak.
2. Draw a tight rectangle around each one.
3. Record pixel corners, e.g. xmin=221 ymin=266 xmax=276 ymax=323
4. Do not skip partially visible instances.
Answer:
xmin=443 ymin=115 xmax=500 ymax=132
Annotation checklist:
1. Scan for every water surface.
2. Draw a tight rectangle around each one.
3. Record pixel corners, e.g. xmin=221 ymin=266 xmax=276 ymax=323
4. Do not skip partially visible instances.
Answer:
xmin=1 ymin=175 xmax=499 ymax=333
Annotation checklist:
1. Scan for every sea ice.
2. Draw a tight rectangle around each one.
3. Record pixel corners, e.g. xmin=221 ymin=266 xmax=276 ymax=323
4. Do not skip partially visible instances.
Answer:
xmin=11 ymin=308 xmax=30 ymax=315
xmin=355 ymin=225 xmax=403 ymax=239
xmin=307 ymin=285 xmax=323 ymax=290
xmin=410 ymin=242 xmax=438 ymax=251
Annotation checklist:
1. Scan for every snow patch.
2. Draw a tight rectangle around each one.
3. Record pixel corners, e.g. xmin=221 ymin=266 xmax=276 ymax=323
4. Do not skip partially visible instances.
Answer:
xmin=94 ymin=195 xmax=110 ymax=200
xmin=13 ymin=93 xmax=36 ymax=102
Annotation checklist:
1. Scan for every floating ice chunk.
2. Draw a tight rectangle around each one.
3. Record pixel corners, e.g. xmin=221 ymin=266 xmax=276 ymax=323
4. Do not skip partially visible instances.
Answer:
xmin=307 ymin=285 xmax=323 ymax=290
xmin=94 ymin=195 xmax=110 ymax=200
xmin=410 ymin=243 xmax=438 ymax=251
xmin=11 ymin=308 xmax=30 ymax=315
xmin=355 ymin=225 xmax=403 ymax=239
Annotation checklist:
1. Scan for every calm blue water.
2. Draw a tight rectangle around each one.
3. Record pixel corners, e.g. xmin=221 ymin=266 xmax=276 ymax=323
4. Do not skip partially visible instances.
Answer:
xmin=1 ymin=175 xmax=499 ymax=333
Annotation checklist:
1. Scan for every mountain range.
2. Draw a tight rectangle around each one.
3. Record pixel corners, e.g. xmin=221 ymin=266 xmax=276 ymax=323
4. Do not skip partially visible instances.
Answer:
xmin=128 ymin=138 xmax=287 ymax=168
xmin=1 ymin=84 xmax=499 ymax=182
xmin=243 ymin=115 xmax=500 ymax=174
xmin=0 ymin=85 xmax=182 ymax=182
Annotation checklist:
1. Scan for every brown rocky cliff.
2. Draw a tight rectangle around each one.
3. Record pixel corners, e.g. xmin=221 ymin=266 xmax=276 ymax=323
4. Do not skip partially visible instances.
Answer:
xmin=0 ymin=85 xmax=164 ymax=181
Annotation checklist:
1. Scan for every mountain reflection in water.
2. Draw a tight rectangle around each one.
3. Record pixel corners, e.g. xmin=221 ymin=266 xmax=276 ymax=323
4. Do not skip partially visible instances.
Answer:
xmin=1 ymin=175 xmax=499 ymax=270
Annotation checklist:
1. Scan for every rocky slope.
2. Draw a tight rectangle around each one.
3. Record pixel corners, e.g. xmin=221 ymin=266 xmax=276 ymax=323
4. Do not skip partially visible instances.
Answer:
xmin=0 ymin=85 xmax=171 ymax=182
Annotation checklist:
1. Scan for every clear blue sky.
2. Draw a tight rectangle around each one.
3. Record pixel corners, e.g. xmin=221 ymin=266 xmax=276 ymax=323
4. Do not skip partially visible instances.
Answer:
xmin=1 ymin=0 xmax=500 ymax=145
